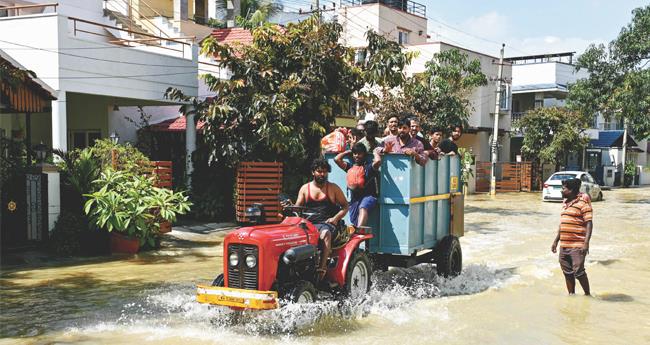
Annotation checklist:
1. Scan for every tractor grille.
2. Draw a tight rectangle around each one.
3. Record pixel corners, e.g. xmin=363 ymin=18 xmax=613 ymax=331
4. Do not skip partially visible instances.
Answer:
xmin=227 ymin=244 xmax=259 ymax=290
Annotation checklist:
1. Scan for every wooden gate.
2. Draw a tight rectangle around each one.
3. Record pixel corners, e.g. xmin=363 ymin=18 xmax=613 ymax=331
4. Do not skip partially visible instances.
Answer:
xmin=236 ymin=162 xmax=283 ymax=223
xmin=475 ymin=161 xmax=533 ymax=193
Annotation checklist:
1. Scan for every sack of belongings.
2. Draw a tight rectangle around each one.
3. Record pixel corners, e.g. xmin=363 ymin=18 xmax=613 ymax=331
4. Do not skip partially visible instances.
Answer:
xmin=321 ymin=128 xmax=348 ymax=153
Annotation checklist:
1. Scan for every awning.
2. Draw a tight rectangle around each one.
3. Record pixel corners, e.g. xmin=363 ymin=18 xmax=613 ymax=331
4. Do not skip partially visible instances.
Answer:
xmin=148 ymin=116 xmax=205 ymax=132
xmin=589 ymin=130 xmax=639 ymax=149
xmin=1 ymin=50 xmax=56 ymax=113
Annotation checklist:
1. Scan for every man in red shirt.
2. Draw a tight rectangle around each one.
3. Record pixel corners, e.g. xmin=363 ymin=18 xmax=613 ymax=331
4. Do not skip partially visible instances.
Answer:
xmin=551 ymin=178 xmax=593 ymax=295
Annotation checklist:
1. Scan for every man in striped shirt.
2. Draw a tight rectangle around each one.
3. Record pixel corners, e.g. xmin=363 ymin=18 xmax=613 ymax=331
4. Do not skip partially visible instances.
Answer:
xmin=551 ymin=178 xmax=593 ymax=295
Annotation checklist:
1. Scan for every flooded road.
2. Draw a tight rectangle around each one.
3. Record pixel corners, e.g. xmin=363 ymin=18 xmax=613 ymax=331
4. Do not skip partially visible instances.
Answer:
xmin=2 ymin=188 xmax=649 ymax=344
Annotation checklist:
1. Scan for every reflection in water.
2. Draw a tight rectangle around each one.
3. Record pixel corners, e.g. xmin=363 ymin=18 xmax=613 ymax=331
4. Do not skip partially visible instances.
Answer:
xmin=596 ymin=293 xmax=635 ymax=302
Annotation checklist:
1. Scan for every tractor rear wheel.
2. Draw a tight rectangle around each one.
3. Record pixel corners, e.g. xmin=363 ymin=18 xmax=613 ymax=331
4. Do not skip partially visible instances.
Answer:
xmin=435 ymin=236 xmax=462 ymax=277
xmin=211 ymin=273 xmax=224 ymax=287
xmin=344 ymin=252 xmax=372 ymax=299
xmin=285 ymin=280 xmax=317 ymax=303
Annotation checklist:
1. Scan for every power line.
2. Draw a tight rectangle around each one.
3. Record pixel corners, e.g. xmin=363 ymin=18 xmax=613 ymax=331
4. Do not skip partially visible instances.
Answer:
xmin=0 ymin=39 xmax=196 ymax=68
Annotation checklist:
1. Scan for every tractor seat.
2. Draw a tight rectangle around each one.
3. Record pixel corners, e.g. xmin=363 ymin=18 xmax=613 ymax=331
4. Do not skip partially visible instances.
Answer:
xmin=332 ymin=224 xmax=355 ymax=249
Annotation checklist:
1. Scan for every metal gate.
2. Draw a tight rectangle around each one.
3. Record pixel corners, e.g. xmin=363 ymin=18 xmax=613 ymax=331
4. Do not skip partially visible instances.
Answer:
xmin=0 ymin=172 xmax=47 ymax=247
xmin=476 ymin=161 xmax=534 ymax=193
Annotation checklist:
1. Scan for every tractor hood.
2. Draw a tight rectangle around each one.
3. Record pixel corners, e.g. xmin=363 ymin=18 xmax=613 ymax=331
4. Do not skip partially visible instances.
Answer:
xmin=226 ymin=217 xmax=319 ymax=248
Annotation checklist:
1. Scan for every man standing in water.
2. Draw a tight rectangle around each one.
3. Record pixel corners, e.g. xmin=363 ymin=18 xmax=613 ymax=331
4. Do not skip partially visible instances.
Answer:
xmin=551 ymin=178 xmax=593 ymax=295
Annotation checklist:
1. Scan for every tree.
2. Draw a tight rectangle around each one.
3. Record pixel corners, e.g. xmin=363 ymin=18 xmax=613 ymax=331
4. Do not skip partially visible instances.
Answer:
xmin=568 ymin=5 xmax=650 ymax=184
xmin=408 ymin=49 xmax=488 ymax=131
xmin=213 ymin=0 xmax=282 ymax=28
xmin=517 ymin=107 xmax=591 ymax=174
xmin=169 ymin=17 xmax=362 ymax=170
xmin=369 ymin=48 xmax=488 ymax=132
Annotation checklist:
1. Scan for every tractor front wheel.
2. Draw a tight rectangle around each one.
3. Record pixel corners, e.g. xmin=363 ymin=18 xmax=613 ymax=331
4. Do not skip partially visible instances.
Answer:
xmin=285 ymin=280 xmax=317 ymax=303
xmin=211 ymin=273 xmax=224 ymax=287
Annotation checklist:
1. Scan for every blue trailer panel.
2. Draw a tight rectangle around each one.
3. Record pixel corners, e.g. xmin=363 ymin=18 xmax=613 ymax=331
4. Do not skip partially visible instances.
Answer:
xmin=325 ymin=153 xmax=462 ymax=256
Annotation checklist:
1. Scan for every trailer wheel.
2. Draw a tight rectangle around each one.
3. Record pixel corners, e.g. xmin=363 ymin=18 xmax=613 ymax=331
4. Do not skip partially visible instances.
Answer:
xmin=344 ymin=252 xmax=372 ymax=299
xmin=285 ymin=281 xmax=317 ymax=303
xmin=211 ymin=274 xmax=224 ymax=287
xmin=435 ymin=236 xmax=462 ymax=277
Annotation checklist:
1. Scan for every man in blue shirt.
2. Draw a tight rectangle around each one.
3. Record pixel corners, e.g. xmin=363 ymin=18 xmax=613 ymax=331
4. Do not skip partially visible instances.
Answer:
xmin=334 ymin=143 xmax=381 ymax=228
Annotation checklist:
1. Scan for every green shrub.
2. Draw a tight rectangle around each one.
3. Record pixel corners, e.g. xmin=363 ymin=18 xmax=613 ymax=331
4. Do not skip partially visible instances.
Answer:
xmin=49 ymin=211 xmax=88 ymax=256
xmin=84 ymin=169 xmax=192 ymax=248
xmin=90 ymin=138 xmax=150 ymax=175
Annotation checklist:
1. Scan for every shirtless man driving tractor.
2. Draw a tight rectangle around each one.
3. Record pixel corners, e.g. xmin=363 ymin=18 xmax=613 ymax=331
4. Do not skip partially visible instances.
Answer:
xmin=285 ymin=158 xmax=349 ymax=281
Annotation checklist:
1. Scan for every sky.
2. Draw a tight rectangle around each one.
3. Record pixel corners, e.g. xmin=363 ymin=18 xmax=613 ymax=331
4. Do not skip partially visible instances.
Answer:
xmin=420 ymin=0 xmax=649 ymax=57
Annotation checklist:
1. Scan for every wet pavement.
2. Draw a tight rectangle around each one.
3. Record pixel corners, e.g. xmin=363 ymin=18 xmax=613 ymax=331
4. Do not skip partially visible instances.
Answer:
xmin=1 ymin=188 xmax=649 ymax=344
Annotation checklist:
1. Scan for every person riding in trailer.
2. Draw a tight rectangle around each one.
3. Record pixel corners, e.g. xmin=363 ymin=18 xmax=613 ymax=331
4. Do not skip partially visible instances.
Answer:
xmin=374 ymin=115 xmax=429 ymax=166
xmin=334 ymin=143 xmax=381 ymax=229
xmin=292 ymin=158 xmax=349 ymax=281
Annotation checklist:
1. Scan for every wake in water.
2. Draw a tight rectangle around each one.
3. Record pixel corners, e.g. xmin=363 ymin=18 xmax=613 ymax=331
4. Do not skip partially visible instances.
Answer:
xmin=89 ymin=263 xmax=515 ymax=337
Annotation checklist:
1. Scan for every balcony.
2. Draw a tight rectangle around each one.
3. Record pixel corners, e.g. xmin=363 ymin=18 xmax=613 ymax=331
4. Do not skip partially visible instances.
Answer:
xmin=341 ymin=0 xmax=426 ymax=18
xmin=0 ymin=3 xmax=198 ymax=100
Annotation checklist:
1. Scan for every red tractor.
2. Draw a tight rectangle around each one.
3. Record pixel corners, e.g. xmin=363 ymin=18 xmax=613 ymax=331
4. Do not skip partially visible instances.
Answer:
xmin=197 ymin=154 xmax=465 ymax=310
xmin=197 ymin=205 xmax=373 ymax=309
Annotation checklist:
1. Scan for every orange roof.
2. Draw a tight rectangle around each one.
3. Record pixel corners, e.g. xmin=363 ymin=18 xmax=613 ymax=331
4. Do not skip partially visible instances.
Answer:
xmin=149 ymin=116 xmax=205 ymax=132
xmin=210 ymin=28 xmax=254 ymax=46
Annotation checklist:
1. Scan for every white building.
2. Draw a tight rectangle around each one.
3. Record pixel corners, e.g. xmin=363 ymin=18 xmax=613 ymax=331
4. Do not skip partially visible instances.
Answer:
xmin=338 ymin=0 xmax=512 ymax=164
xmin=506 ymin=52 xmax=647 ymax=186
xmin=0 ymin=0 xmax=199 ymax=153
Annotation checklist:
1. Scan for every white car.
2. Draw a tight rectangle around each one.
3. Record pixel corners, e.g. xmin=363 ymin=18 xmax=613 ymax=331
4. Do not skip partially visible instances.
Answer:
xmin=542 ymin=171 xmax=603 ymax=202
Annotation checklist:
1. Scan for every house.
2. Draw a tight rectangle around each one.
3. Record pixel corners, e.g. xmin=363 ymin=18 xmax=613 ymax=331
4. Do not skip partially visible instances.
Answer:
xmin=0 ymin=0 xmax=198 ymax=153
xmin=506 ymin=52 xmax=589 ymax=166
xmin=338 ymin=0 xmax=513 ymax=165
xmin=507 ymin=51 xmax=647 ymax=186
xmin=0 ymin=0 xmax=200 ymax=236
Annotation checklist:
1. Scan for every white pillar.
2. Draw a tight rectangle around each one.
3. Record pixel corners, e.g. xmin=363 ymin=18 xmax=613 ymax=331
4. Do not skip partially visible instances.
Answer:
xmin=44 ymin=166 xmax=60 ymax=233
xmin=208 ymin=0 xmax=217 ymax=19
xmin=174 ymin=0 xmax=189 ymax=21
xmin=51 ymin=91 xmax=67 ymax=152
xmin=185 ymin=112 xmax=196 ymax=186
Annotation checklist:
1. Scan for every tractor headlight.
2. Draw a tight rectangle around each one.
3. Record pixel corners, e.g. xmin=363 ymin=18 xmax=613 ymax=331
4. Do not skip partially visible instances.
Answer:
xmin=245 ymin=254 xmax=257 ymax=268
xmin=229 ymin=252 xmax=239 ymax=267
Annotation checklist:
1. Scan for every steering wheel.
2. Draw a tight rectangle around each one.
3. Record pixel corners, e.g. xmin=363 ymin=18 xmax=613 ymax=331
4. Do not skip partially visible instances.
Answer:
xmin=282 ymin=205 xmax=306 ymax=217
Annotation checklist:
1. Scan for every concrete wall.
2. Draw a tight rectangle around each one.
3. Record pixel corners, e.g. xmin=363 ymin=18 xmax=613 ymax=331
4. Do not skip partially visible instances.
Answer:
xmin=338 ymin=4 xmax=427 ymax=48
xmin=511 ymin=62 xmax=589 ymax=88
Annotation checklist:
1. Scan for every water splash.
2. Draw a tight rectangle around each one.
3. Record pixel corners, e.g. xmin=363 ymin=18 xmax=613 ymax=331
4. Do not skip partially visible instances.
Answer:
xmin=70 ymin=263 xmax=513 ymax=339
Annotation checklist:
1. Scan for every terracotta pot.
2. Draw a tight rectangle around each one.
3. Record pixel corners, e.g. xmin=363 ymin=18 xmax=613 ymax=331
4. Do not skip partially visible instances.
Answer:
xmin=110 ymin=232 xmax=140 ymax=254
xmin=159 ymin=221 xmax=172 ymax=234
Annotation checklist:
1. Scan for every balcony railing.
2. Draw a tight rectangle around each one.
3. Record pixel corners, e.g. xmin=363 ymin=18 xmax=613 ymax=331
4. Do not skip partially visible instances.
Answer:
xmin=511 ymin=111 xmax=525 ymax=124
xmin=69 ymin=17 xmax=194 ymax=58
xmin=341 ymin=0 xmax=426 ymax=18
xmin=0 ymin=3 xmax=58 ymax=17
xmin=598 ymin=122 xmax=622 ymax=131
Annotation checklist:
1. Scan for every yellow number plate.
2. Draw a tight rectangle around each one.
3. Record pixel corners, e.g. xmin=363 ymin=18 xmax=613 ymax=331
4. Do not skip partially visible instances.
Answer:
xmin=216 ymin=295 xmax=244 ymax=304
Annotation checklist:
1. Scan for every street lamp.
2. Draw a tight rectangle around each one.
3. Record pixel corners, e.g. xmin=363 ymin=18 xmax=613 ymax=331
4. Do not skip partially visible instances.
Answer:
xmin=33 ymin=141 xmax=48 ymax=163
xmin=109 ymin=132 xmax=120 ymax=144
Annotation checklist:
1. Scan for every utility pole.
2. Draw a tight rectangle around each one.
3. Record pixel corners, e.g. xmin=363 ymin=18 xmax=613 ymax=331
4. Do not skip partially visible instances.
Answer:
xmin=314 ymin=0 xmax=321 ymax=23
xmin=490 ymin=43 xmax=505 ymax=197
xmin=620 ymin=117 xmax=628 ymax=186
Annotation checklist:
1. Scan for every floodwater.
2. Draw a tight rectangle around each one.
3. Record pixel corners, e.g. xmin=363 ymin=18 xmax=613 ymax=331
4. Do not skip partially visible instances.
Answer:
xmin=1 ymin=188 xmax=650 ymax=344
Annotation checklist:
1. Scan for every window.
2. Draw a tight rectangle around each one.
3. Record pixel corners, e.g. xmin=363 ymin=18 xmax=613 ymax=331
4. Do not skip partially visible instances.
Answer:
xmin=398 ymin=30 xmax=410 ymax=45
xmin=69 ymin=130 xmax=101 ymax=150
xmin=550 ymin=173 xmax=577 ymax=181
xmin=354 ymin=49 xmax=367 ymax=65
xmin=499 ymin=84 xmax=511 ymax=111
xmin=534 ymin=99 xmax=544 ymax=109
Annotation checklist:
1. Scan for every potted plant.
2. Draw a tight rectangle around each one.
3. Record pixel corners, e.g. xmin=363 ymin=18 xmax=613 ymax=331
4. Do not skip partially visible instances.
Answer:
xmin=84 ymin=169 xmax=191 ymax=254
